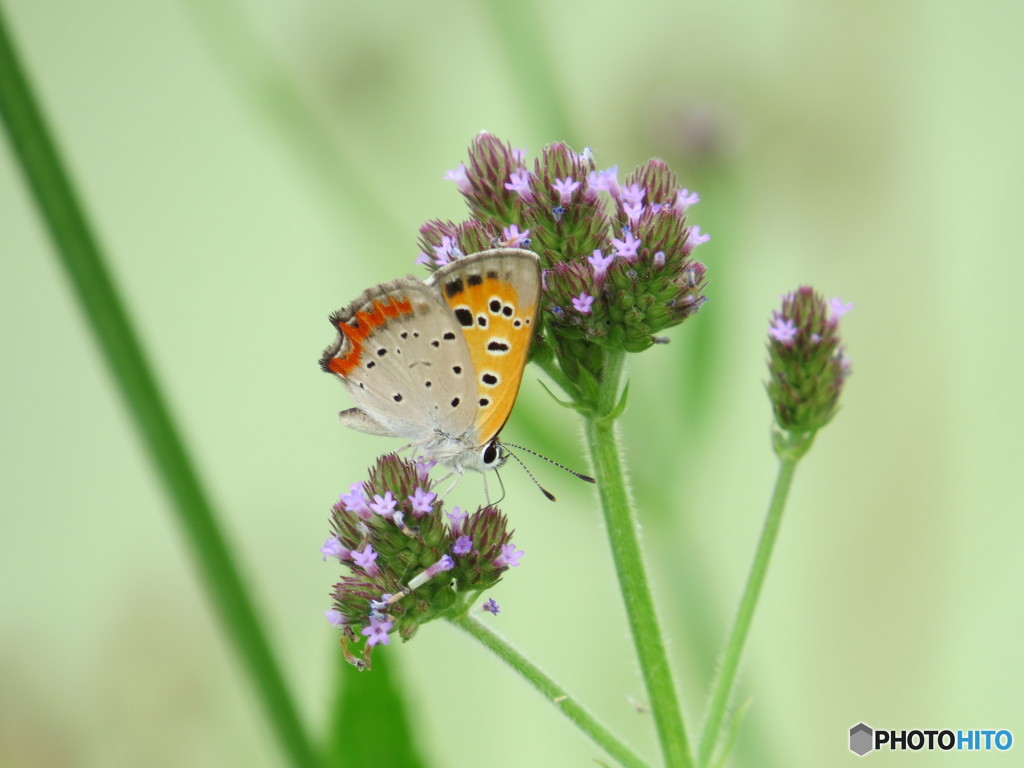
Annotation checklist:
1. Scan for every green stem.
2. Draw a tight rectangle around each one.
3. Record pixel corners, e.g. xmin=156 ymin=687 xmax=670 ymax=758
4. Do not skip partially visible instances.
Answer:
xmin=583 ymin=351 xmax=695 ymax=768
xmin=534 ymin=354 xmax=580 ymax=403
xmin=450 ymin=613 xmax=649 ymax=768
xmin=697 ymin=455 xmax=798 ymax=766
xmin=0 ymin=11 xmax=322 ymax=768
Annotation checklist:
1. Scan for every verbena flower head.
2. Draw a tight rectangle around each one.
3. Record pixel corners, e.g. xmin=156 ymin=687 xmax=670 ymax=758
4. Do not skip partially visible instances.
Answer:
xmin=766 ymin=287 xmax=851 ymax=454
xmin=324 ymin=453 xmax=520 ymax=668
xmin=415 ymin=134 xmax=709 ymax=363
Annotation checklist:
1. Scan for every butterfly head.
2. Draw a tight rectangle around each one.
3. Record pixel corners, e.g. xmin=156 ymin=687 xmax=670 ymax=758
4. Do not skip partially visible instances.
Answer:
xmin=431 ymin=435 xmax=508 ymax=474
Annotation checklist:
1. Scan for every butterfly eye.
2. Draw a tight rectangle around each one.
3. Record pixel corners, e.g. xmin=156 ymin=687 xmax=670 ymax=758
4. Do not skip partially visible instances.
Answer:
xmin=481 ymin=440 xmax=502 ymax=467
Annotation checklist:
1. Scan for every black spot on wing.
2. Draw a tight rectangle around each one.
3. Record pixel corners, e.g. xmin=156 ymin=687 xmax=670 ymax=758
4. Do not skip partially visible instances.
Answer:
xmin=445 ymin=278 xmax=465 ymax=298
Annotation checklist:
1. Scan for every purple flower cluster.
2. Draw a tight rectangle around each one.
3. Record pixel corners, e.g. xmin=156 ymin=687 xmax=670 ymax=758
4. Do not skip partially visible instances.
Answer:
xmin=766 ymin=288 xmax=852 ymax=440
xmin=421 ymin=134 xmax=709 ymax=359
xmin=322 ymin=454 xmax=521 ymax=667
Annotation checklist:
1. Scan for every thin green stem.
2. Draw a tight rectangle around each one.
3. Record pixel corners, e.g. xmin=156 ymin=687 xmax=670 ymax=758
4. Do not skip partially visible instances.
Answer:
xmin=0 ymin=11 xmax=322 ymax=768
xmin=450 ymin=613 xmax=650 ymax=768
xmin=583 ymin=351 xmax=695 ymax=768
xmin=697 ymin=455 xmax=799 ymax=766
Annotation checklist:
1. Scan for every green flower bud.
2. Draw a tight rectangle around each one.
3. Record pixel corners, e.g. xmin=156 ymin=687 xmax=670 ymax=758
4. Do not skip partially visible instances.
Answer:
xmin=766 ymin=288 xmax=852 ymax=454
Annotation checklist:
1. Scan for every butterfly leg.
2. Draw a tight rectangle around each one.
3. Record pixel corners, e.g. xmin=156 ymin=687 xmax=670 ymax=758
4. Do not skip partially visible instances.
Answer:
xmin=434 ymin=467 xmax=463 ymax=500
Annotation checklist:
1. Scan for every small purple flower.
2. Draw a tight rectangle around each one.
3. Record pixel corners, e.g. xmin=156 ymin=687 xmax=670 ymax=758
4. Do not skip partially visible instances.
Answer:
xmin=425 ymin=554 xmax=455 ymax=578
xmin=325 ymin=609 xmax=346 ymax=628
xmin=624 ymin=201 xmax=644 ymax=226
xmin=370 ymin=491 xmax=397 ymax=519
xmin=320 ymin=536 xmax=349 ymax=562
xmin=829 ymin=297 xmax=854 ymax=319
xmin=443 ymin=163 xmax=472 ymax=194
xmin=482 ymin=598 xmax=500 ymax=615
xmin=571 ymin=292 xmax=595 ymax=315
xmin=768 ymin=316 xmax=798 ymax=345
xmin=588 ymin=249 xmax=615 ymax=279
xmin=362 ymin=616 xmax=393 ymax=647
xmin=653 ymin=250 xmax=666 ymax=267
xmin=505 ymin=169 xmax=532 ymax=198
xmin=414 ymin=251 xmax=431 ymax=266
xmin=552 ymin=176 xmax=580 ymax=205
xmin=392 ymin=510 xmax=412 ymax=534
xmin=446 ymin=506 xmax=467 ymax=535
xmin=588 ymin=166 xmax=618 ymax=192
xmin=352 ymin=544 xmax=380 ymax=577
xmin=340 ymin=482 xmax=372 ymax=520
xmin=432 ymin=235 xmax=459 ymax=266
xmin=494 ymin=542 xmax=524 ymax=569
xmin=688 ymin=226 xmax=710 ymax=247
xmin=408 ymin=486 xmax=436 ymax=518
xmin=340 ymin=482 xmax=366 ymax=509
xmin=453 ymin=535 xmax=473 ymax=555
xmin=675 ymin=188 xmax=700 ymax=210
xmin=512 ymin=147 xmax=527 ymax=166
xmin=612 ymin=230 xmax=641 ymax=261
xmin=620 ymin=183 xmax=646 ymax=207
xmin=501 ymin=224 xmax=531 ymax=248
xmin=369 ymin=594 xmax=392 ymax=614
xmin=414 ymin=457 xmax=437 ymax=482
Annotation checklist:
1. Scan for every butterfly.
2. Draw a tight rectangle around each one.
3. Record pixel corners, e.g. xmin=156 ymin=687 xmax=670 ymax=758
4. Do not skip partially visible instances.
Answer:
xmin=320 ymin=248 xmax=541 ymax=474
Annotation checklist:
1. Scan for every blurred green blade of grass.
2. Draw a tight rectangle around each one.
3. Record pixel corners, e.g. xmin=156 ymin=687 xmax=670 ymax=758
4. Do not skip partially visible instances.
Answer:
xmin=179 ymin=0 xmax=405 ymax=235
xmin=0 ymin=8 xmax=323 ymax=768
xmin=328 ymin=651 xmax=431 ymax=768
xmin=479 ymin=0 xmax=576 ymax=143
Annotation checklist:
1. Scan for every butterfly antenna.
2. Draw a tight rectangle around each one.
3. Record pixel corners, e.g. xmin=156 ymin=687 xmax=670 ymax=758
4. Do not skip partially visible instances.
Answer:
xmin=501 ymin=446 xmax=557 ymax=502
xmin=502 ymin=442 xmax=596 ymax=485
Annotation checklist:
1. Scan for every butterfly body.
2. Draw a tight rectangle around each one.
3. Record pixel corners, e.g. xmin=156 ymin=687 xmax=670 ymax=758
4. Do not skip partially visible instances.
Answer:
xmin=320 ymin=249 xmax=541 ymax=472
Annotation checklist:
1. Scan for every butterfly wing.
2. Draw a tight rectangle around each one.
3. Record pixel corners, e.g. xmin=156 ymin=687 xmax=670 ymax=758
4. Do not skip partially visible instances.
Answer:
xmin=320 ymin=277 xmax=478 ymax=442
xmin=427 ymin=248 xmax=541 ymax=447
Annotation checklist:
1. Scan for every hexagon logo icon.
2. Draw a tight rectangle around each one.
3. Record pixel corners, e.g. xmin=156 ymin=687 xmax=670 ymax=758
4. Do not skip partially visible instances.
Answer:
xmin=850 ymin=722 xmax=874 ymax=756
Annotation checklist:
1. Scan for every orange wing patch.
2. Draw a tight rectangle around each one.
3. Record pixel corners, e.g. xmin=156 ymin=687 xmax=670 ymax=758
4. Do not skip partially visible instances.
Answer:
xmin=325 ymin=296 xmax=414 ymax=377
xmin=441 ymin=271 xmax=537 ymax=444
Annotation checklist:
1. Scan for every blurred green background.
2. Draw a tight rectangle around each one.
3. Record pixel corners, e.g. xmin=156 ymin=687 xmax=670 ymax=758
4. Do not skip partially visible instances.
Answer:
xmin=2 ymin=0 xmax=1022 ymax=766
